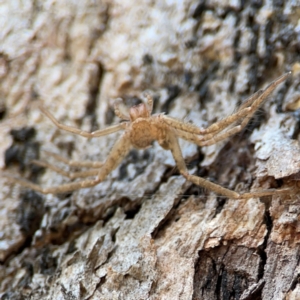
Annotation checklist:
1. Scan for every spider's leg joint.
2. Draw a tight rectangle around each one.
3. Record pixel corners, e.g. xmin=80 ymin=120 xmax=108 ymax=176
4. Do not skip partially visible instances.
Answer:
xmin=181 ymin=171 xmax=189 ymax=178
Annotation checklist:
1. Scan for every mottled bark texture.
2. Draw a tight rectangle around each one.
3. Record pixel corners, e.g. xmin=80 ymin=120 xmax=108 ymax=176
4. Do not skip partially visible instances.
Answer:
xmin=1 ymin=1 xmax=300 ymax=299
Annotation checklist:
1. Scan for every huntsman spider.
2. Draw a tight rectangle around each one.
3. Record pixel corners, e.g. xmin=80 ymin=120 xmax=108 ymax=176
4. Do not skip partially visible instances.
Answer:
xmin=4 ymin=72 xmax=292 ymax=199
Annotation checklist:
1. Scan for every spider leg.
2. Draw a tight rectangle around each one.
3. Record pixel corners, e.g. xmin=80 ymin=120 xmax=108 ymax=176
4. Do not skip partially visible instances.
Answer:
xmin=168 ymin=72 xmax=291 ymax=146
xmin=200 ymin=72 xmax=291 ymax=135
xmin=162 ymin=72 xmax=290 ymax=136
xmin=39 ymin=104 xmax=127 ymax=138
xmin=4 ymin=132 xmax=132 ymax=194
xmin=164 ymin=128 xmax=292 ymax=199
xmin=161 ymin=107 xmax=252 ymax=136
xmin=161 ymin=115 xmax=207 ymax=134
xmin=238 ymin=188 xmax=293 ymax=198
xmin=175 ymin=125 xmax=242 ymax=147
xmin=161 ymin=128 xmax=241 ymax=199
xmin=185 ymin=173 xmax=292 ymax=199
xmin=43 ymin=150 xmax=104 ymax=168
xmin=30 ymin=159 xmax=101 ymax=179
xmin=3 ymin=174 xmax=101 ymax=194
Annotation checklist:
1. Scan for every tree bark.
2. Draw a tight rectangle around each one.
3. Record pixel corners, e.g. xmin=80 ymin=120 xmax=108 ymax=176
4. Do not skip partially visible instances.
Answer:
xmin=1 ymin=1 xmax=300 ymax=299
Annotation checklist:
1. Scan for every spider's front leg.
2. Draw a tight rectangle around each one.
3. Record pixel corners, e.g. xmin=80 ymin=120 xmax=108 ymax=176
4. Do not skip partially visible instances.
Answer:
xmin=39 ymin=104 xmax=127 ymax=137
xmin=162 ymin=72 xmax=291 ymax=147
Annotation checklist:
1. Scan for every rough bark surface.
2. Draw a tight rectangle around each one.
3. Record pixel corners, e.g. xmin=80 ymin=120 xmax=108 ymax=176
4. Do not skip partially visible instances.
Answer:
xmin=0 ymin=1 xmax=300 ymax=299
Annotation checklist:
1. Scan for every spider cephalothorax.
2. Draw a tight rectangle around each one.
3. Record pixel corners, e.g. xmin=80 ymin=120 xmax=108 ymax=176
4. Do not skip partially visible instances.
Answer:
xmin=4 ymin=72 xmax=292 ymax=199
xmin=127 ymin=103 xmax=165 ymax=149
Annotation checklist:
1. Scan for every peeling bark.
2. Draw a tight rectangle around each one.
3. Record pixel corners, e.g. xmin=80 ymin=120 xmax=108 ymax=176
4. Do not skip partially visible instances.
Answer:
xmin=1 ymin=1 xmax=300 ymax=299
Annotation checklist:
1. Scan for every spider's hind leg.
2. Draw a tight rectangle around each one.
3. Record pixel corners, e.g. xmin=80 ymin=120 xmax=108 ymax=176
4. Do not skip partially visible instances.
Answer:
xmin=28 ymin=150 xmax=104 ymax=179
xmin=30 ymin=159 xmax=101 ymax=179
xmin=43 ymin=150 xmax=104 ymax=168
xmin=4 ymin=132 xmax=132 ymax=194
xmin=182 ymin=173 xmax=292 ymax=199
xmin=165 ymin=126 xmax=292 ymax=199
xmin=164 ymin=128 xmax=242 ymax=198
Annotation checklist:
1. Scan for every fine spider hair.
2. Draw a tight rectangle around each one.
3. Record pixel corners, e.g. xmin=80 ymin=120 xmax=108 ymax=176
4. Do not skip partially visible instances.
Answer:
xmin=4 ymin=72 xmax=292 ymax=199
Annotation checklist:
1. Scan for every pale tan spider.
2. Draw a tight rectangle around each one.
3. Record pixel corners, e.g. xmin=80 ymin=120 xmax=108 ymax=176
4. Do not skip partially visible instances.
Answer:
xmin=4 ymin=72 xmax=292 ymax=199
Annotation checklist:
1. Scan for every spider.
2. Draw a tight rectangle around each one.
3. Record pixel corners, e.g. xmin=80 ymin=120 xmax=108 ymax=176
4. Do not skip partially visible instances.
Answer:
xmin=4 ymin=72 xmax=292 ymax=199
